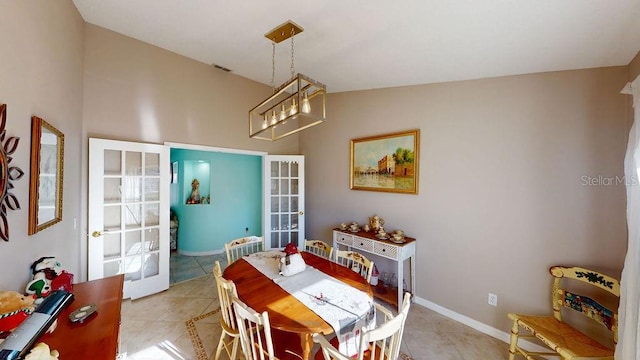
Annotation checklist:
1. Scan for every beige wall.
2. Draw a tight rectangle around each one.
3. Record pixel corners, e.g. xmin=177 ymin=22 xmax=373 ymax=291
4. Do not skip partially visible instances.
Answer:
xmin=0 ymin=0 xmax=84 ymax=291
xmin=79 ymin=25 xmax=299 ymax=279
xmin=82 ymin=24 xmax=298 ymax=153
xmin=301 ymin=67 xmax=629 ymax=332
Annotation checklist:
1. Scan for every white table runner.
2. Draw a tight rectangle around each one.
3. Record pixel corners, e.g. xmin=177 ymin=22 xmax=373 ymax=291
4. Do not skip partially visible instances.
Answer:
xmin=244 ymin=251 xmax=375 ymax=356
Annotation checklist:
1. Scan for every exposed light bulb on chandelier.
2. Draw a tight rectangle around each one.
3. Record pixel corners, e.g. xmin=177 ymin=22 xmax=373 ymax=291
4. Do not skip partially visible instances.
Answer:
xmin=279 ymin=104 xmax=287 ymax=121
xmin=289 ymin=98 xmax=298 ymax=116
xmin=270 ymin=110 xmax=278 ymax=125
xmin=301 ymin=91 xmax=311 ymax=113
xmin=262 ymin=114 xmax=268 ymax=129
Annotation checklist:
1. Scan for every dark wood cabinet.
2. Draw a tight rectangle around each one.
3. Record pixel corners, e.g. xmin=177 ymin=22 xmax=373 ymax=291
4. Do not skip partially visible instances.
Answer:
xmin=41 ymin=274 xmax=124 ymax=359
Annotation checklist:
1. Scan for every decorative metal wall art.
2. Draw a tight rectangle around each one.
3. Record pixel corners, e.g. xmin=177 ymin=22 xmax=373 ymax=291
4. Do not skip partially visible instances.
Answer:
xmin=0 ymin=104 xmax=25 ymax=241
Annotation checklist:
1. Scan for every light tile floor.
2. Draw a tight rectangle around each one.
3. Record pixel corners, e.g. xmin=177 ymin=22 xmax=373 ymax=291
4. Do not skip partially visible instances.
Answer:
xmin=123 ymin=257 xmax=511 ymax=359
xmin=170 ymin=252 xmax=227 ymax=285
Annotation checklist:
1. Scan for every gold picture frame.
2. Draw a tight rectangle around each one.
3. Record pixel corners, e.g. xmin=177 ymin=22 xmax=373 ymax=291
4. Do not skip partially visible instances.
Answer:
xmin=350 ymin=129 xmax=419 ymax=194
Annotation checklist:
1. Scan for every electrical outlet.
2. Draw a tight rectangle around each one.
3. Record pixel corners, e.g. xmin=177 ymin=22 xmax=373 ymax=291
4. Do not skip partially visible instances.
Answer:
xmin=488 ymin=293 xmax=498 ymax=307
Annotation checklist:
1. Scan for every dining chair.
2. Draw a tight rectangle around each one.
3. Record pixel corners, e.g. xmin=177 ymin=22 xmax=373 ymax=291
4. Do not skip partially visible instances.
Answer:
xmin=334 ymin=250 xmax=374 ymax=283
xmin=507 ymin=266 xmax=619 ymax=359
xmin=304 ymin=239 xmax=333 ymax=260
xmin=225 ymin=236 xmax=265 ymax=265
xmin=213 ymin=261 xmax=240 ymax=360
xmin=313 ymin=292 xmax=412 ymax=360
xmin=232 ymin=297 xmax=303 ymax=360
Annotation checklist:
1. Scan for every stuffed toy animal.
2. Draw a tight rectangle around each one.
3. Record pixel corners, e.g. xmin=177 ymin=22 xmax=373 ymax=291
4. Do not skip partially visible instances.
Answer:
xmin=24 ymin=342 xmax=59 ymax=360
xmin=25 ymin=257 xmax=64 ymax=304
xmin=0 ymin=291 xmax=36 ymax=332
xmin=279 ymin=243 xmax=306 ymax=277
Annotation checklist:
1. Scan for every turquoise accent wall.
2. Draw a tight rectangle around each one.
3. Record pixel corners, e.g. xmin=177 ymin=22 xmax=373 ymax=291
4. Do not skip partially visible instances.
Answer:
xmin=170 ymin=148 xmax=262 ymax=254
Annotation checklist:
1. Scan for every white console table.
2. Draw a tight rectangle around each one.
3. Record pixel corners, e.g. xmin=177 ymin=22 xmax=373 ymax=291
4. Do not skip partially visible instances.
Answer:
xmin=333 ymin=229 xmax=416 ymax=312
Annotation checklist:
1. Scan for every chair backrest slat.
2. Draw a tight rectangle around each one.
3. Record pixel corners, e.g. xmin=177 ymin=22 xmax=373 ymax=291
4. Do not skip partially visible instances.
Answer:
xmin=334 ymin=250 xmax=374 ymax=282
xmin=233 ymin=297 xmax=275 ymax=360
xmin=304 ymin=239 xmax=333 ymax=260
xmin=550 ymin=266 xmax=620 ymax=342
xmin=359 ymin=292 xmax=411 ymax=360
xmin=225 ymin=236 xmax=265 ymax=264
xmin=314 ymin=292 xmax=412 ymax=360
xmin=213 ymin=261 xmax=238 ymax=332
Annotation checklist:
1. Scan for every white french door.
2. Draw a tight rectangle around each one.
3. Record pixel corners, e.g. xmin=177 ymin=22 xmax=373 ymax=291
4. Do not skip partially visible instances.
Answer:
xmin=264 ymin=155 xmax=305 ymax=250
xmin=88 ymin=138 xmax=170 ymax=299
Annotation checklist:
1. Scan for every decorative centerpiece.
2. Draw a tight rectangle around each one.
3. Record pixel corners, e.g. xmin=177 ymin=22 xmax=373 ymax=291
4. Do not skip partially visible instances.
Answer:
xmin=279 ymin=243 xmax=306 ymax=277
xmin=369 ymin=215 xmax=384 ymax=231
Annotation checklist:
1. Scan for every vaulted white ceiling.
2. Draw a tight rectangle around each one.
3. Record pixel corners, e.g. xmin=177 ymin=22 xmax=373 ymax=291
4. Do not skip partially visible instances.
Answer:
xmin=72 ymin=0 xmax=640 ymax=93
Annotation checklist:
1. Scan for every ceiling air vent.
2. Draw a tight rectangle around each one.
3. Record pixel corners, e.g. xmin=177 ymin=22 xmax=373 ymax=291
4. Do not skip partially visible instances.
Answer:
xmin=213 ymin=64 xmax=231 ymax=72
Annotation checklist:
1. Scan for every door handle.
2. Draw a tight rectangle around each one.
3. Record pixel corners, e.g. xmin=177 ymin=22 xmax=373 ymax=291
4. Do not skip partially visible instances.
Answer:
xmin=299 ymin=211 xmax=304 ymax=215
xmin=91 ymin=231 xmax=103 ymax=238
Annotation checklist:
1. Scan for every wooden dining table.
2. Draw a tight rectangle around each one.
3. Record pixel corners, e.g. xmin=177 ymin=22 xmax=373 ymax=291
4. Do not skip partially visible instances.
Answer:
xmin=223 ymin=251 xmax=374 ymax=360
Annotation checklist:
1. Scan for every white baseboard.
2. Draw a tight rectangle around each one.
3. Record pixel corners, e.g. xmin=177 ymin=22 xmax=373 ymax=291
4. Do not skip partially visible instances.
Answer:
xmin=413 ymin=295 xmax=551 ymax=355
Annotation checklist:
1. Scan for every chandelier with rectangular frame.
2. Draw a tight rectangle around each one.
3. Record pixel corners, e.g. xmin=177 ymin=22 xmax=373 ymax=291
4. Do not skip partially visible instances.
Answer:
xmin=249 ymin=20 xmax=326 ymax=141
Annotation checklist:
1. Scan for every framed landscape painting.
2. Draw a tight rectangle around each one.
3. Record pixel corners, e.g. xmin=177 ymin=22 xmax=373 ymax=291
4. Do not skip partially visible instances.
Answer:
xmin=350 ymin=129 xmax=420 ymax=194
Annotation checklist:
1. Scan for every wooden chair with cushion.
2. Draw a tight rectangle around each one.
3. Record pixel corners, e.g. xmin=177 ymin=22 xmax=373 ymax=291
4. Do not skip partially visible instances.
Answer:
xmin=507 ymin=266 xmax=620 ymax=359
xmin=232 ymin=297 xmax=302 ymax=360
xmin=225 ymin=236 xmax=264 ymax=265
xmin=334 ymin=249 xmax=374 ymax=283
xmin=313 ymin=292 xmax=412 ymax=360
xmin=213 ymin=261 xmax=240 ymax=360
xmin=304 ymin=239 xmax=333 ymax=260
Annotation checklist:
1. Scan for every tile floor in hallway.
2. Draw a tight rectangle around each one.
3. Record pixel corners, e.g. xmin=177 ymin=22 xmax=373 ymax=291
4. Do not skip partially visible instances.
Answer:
xmin=170 ymin=252 xmax=228 ymax=285
xmin=123 ymin=255 xmax=511 ymax=359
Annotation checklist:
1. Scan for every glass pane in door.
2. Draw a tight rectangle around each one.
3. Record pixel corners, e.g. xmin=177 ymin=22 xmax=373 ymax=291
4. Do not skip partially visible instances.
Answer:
xmin=281 ymin=179 xmax=289 ymax=195
xmin=145 ymin=204 xmax=160 ymax=226
xmin=125 ymin=230 xmax=142 ymax=256
xmin=146 ymin=228 xmax=160 ymax=252
xmin=145 ymin=178 xmax=160 ymax=201
xmin=104 ymin=233 xmax=121 ymax=260
xmin=145 ymin=153 xmax=160 ymax=176
xmin=280 ymin=162 xmax=289 ymax=177
xmin=104 ymin=206 xmax=121 ymax=231
xmin=124 ymin=204 xmax=141 ymax=230
xmin=104 ymin=178 xmax=121 ymax=203
xmin=104 ymin=260 xmax=121 ymax=278
xmin=124 ymin=255 xmax=142 ymax=281
xmin=123 ymin=175 xmax=142 ymax=203
xmin=281 ymin=214 xmax=290 ymax=231
xmin=104 ymin=150 xmax=121 ymax=175
xmin=270 ymin=198 xmax=279 ymax=213
xmin=143 ymin=254 xmax=159 ymax=277
xmin=125 ymin=152 xmax=142 ymax=175
xmin=270 ymin=232 xmax=279 ymax=248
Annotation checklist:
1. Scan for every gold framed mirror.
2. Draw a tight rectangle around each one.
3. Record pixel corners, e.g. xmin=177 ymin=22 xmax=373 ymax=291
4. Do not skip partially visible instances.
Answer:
xmin=28 ymin=116 xmax=64 ymax=235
